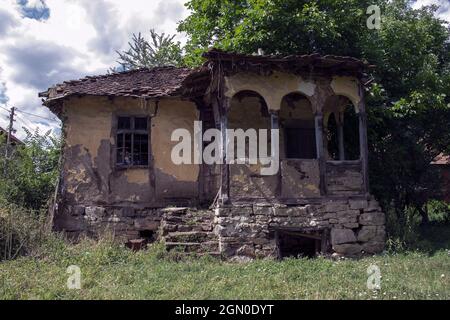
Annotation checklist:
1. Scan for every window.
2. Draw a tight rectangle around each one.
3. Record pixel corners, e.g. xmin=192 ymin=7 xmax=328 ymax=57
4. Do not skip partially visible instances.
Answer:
xmin=285 ymin=127 xmax=317 ymax=159
xmin=116 ymin=116 xmax=149 ymax=167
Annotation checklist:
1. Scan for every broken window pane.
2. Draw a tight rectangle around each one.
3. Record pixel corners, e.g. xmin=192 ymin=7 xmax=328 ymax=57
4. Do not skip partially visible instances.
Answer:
xmin=118 ymin=117 xmax=131 ymax=130
xmin=116 ymin=117 xmax=149 ymax=167
xmin=134 ymin=117 xmax=147 ymax=130
xmin=117 ymin=133 xmax=124 ymax=164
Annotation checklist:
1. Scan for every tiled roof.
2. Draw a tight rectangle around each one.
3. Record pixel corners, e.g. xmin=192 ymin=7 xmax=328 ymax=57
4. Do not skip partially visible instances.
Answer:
xmin=203 ymin=48 xmax=373 ymax=75
xmin=40 ymin=50 xmax=373 ymax=108
xmin=39 ymin=66 xmax=208 ymax=104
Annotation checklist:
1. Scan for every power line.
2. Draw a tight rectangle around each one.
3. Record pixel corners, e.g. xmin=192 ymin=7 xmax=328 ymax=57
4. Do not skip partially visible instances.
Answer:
xmin=0 ymin=104 xmax=10 ymax=113
xmin=15 ymin=108 xmax=60 ymax=123
xmin=15 ymin=113 xmax=38 ymax=133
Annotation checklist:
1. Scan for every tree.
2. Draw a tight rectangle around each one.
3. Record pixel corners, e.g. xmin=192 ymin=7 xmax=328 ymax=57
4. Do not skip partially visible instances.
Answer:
xmin=0 ymin=129 xmax=61 ymax=210
xmin=113 ymin=29 xmax=183 ymax=71
xmin=178 ymin=0 xmax=450 ymax=230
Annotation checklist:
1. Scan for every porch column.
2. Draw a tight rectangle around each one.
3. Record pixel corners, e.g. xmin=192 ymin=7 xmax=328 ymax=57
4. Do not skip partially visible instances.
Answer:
xmin=315 ymin=113 xmax=326 ymax=195
xmin=270 ymin=112 xmax=281 ymax=197
xmin=358 ymin=83 xmax=370 ymax=195
xmin=337 ymin=112 xmax=345 ymax=161
xmin=359 ymin=111 xmax=370 ymax=195
xmin=220 ymin=100 xmax=230 ymax=204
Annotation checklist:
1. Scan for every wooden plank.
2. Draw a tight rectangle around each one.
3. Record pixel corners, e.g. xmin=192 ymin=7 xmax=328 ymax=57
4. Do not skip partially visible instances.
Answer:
xmin=315 ymin=114 xmax=327 ymax=195
xmin=270 ymin=112 xmax=281 ymax=197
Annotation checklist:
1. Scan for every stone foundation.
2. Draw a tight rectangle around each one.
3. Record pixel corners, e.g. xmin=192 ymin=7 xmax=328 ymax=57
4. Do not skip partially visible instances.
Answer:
xmin=54 ymin=197 xmax=386 ymax=259
xmin=215 ymin=198 xmax=386 ymax=259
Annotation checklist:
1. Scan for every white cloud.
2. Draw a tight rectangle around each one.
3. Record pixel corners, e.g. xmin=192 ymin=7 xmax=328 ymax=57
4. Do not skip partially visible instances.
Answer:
xmin=0 ymin=0 xmax=189 ymax=139
xmin=413 ymin=0 xmax=450 ymax=22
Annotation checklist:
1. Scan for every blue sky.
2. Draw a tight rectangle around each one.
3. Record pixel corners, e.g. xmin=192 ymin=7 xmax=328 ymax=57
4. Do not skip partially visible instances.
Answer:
xmin=0 ymin=0 xmax=448 ymax=139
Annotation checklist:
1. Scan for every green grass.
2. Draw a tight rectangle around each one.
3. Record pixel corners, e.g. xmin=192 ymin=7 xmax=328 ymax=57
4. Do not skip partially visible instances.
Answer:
xmin=1 ymin=237 xmax=449 ymax=300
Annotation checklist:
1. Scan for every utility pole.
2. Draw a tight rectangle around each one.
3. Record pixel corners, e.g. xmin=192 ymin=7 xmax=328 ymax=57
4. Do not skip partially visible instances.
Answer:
xmin=5 ymin=106 xmax=15 ymax=158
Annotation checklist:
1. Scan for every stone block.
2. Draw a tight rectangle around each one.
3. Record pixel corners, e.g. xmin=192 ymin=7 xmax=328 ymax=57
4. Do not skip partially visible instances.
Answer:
xmin=357 ymin=226 xmax=377 ymax=242
xmin=85 ymin=206 xmax=106 ymax=222
xmin=134 ymin=219 xmax=160 ymax=231
xmin=324 ymin=202 xmax=349 ymax=213
xmin=331 ymin=228 xmax=357 ymax=245
xmin=362 ymin=242 xmax=385 ymax=254
xmin=253 ymin=206 xmax=274 ymax=216
xmin=236 ymin=244 xmax=256 ymax=258
xmin=333 ymin=243 xmax=363 ymax=256
xmin=359 ymin=212 xmax=385 ymax=226
xmin=349 ymin=200 xmax=368 ymax=210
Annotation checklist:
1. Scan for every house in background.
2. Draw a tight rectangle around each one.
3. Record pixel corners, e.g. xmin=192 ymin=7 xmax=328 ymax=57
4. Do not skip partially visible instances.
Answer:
xmin=39 ymin=49 xmax=386 ymax=259
xmin=0 ymin=126 xmax=23 ymax=146
xmin=432 ymin=153 xmax=450 ymax=203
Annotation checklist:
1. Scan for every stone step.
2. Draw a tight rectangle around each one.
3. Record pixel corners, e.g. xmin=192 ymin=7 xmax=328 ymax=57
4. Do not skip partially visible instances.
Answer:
xmin=165 ymin=241 xmax=219 ymax=253
xmin=176 ymin=251 xmax=222 ymax=259
xmin=165 ymin=231 xmax=213 ymax=243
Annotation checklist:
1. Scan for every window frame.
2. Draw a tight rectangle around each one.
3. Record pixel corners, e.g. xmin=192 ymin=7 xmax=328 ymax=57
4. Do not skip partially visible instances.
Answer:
xmin=115 ymin=115 xmax=150 ymax=169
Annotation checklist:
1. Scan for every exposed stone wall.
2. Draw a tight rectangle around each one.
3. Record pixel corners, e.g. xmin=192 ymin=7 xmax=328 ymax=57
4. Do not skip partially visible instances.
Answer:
xmin=215 ymin=198 xmax=385 ymax=259
xmin=53 ymin=204 xmax=163 ymax=241
xmin=54 ymin=198 xmax=385 ymax=260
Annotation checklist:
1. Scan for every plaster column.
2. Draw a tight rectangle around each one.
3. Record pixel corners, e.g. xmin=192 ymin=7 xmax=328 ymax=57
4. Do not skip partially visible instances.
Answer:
xmin=315 ymin=113 xmax=326 ymax=195
xmin=337 ymin=112 xmax=345 ymax=161
xmin=220 ymin=99 xmax=230 ymax=204
xmin=358 ymin=83 xmax=370 ymax=195
xmin=359 ymin=111 xmax=370 ymax=195
xmin=270 ymin=111 xmax=281 ymax=197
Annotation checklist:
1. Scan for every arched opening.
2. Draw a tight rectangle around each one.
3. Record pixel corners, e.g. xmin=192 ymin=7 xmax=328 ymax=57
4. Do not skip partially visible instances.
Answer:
xmin=228 ymin=90 xmax=270 ymax=162
xmin=280 ymin=93 xmax=316 ymax=159
xmin=324 ymin=95 xmax=360 ymax=161
xmin=227 ymin=90 xmax=276 ymax=199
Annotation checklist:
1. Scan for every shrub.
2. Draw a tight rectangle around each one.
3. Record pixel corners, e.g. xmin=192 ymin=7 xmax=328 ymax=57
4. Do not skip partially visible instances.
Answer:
xmin=0 ymin=198 xmax=50 ymax=261
xmin=427 ymin=200 xmax=450 ymax=224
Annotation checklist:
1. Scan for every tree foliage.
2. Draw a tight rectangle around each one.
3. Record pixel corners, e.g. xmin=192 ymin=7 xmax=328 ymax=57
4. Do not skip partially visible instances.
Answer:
xmin=178 ymin=0 xmax=450 ymax=228
xmin=113 ymin=29 xmax=183 ymax=71
xmin=0 ymin=129 xmax=61 ymax=210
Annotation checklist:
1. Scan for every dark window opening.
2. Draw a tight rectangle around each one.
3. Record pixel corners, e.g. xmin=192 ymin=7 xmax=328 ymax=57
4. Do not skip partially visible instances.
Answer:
xmin=285 ymin=128 xmax=317 ymax=159
xmin=280 ymin=93 xmax=316 ymax=160
xmin=276 ymin=230 xmax=325 ymax=259
xmin=324 ymin=96 xmax=360 ymax=161
xmin=139 ymin=230 xmax=155 ymax=242
xmin=116 ymin=116 xmax=149 ymax=167
xmin=326 ymin=113 xmax=339 ymax=160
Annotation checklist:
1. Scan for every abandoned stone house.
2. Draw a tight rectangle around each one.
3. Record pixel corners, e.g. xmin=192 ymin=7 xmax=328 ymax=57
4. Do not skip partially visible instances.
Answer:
xmin=0 ymin=126 xmax=22 ymax=146
xmin=39 ymin=49 xmax=386 ymax=259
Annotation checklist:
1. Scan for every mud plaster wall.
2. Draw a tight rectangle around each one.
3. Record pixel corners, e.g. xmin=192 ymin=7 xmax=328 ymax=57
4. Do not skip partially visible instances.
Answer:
xmin=228 ymin=95 xmax=277 ymax=199
xmin=152 ymin=99 xmax=200 ymax=200
xmin=225 ymin=71 xmax=316 ymax=111
xmin=62 ymin=96 xmax=199 ymax=207
xmin=224 ymin=72 xmax=361 ymax=114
